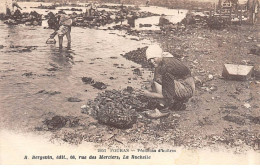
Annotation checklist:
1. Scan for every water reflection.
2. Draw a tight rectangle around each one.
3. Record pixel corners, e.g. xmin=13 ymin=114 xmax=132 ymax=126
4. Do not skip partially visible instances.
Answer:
xmin=5 ymin=25 xmax=21 ymax=47
xmin=48 ymin=44 xmax=75 ymax=67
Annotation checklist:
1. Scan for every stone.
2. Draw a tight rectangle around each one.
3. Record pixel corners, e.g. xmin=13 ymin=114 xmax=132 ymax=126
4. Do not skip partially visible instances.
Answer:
xmin=43 ymin=115 xmax=67 ymax=130
xmin=92 ymin=82 xmax=107 ymax=90
xmin=250 ymin=44 xmax=260 ymax=56
xmin=222 ymin=64 xmax=254 ymax=81
xmin=194 ymin=76 xmax=202 ymax=87
xmin=243 ymin=103 xmax=251 ymax=108
xmin=68 ymin=97 xmax=82 ymax=102
xmin=25 ymin=22 xmax=31 ymax=26
xmin=208 ymin=74 xmax=214 ymax=80
xmin=133 ymin=68 xmax=142 ymax=76
xmin=223 ymin=114 xmax=246 ymax=125
xmin=82 ymin=77 xmax=94 ymax=84
xmin=81 ymin=105 xmax=87 ymax=113
xmin=234 ymin=139 xmax=243 ymax=146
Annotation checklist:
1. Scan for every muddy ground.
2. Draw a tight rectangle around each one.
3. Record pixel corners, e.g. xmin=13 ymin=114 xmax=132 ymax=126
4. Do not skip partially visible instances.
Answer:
xmin=1 ymin=9 xmax=260 ymax=154
xmin=143 ymin=23 xmax=260 ymax=152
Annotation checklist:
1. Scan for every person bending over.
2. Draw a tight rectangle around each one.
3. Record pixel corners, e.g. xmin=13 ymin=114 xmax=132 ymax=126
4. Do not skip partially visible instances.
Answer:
xmin=142 ymin=44 xmax=195 ymax=119
xmin=6 ymin=0 xmax=22 ymax=16
xmin=56 ymin=11 xmax=72 ymax=49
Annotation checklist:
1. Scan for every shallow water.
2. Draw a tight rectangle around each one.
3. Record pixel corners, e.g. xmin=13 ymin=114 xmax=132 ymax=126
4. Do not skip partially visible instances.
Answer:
xmin=0 ymin=3 xmax=185 ymax=130
xmin=0 ymin=21 xmax=152 ymax=129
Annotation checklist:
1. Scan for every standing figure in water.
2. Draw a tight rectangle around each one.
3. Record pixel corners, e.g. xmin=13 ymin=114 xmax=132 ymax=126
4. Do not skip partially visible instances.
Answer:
xmin=56 ymin=11 xmax=73 ymax=49
xmin=146 ymin=0 xmax=150 ymax=6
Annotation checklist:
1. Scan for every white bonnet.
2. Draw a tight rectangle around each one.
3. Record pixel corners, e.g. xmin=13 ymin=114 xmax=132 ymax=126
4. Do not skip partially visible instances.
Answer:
xmin=146 ymin=44 xmax=163 ymax=60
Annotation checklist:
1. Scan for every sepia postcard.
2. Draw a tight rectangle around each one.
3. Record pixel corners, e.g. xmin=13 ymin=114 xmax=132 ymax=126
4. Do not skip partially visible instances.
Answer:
xmin=0 ymin=0 xmax=260 ymax=165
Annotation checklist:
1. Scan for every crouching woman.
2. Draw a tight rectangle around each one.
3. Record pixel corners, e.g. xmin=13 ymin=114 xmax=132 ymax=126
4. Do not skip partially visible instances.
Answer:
xmin=142 ymin=44 xmax=195 ymax=119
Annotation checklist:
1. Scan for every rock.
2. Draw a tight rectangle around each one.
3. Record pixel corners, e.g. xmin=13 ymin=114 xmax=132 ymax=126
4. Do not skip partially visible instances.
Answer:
xmin=209 ymin=86 xmax=218 ymax=91
xmin=221 ymin=105 xmax=238 ymax=109
xmin=81 ymin=105 xmax=95 ymax=115
xmin=81 ymin=105 xmax=87 ymax=113
xmin=249 ymin=44 xmax=260 ymax=56
xmin=109 ymin=77 xmax=116 ymax=80
xmin=201 ymin=87 xmax=211 ymax=92
xmin=88 ymin=125 xmax=97 ymax=131
xmin=198 ymin=117 xmax=213 ymax=126
xmin=172 ymin=113 xmax=181 ymax=118
xmin=33 ymin=21 xmax=39 ymax=26
xmin=254 ymin=139 xmax=260 ymax=150
xmin=0 ymin=45 xmax=4 ymax=49
xmin=115 ymin=135 xmax=128 ymax=144
xmin=222 ymin=64 xmax=254 ymax=81
xmin=223 ymin=114 xmax=246 ymax=125
xmin=37 ymin=90 xmax=61 ymax=95
xmin=193 ymin=60 xmax=198 ymax=64
xmin=243 ymin=103 xmax=251 ymax=109
xmin=68 ymin=97 xmax=82 ymax=102
xmin=246 ymin=116 xmax=260 ymax=125
xmin=194 ymin=76 xmax=202 ymax=87
xmin=4 ymin=19 xmax=18 ymax=25
xmin=82 ymin=77 xmax=94 ymax=84
xmin=124 ymin=86 xmax=134 ymax=93
xmin=133 ymin=68 xmax=142 ymax=76
xmin=208 ymin=74 xmax=214 ymax=80
xmin=25 ymin=22 xmax=32 ymax=26
xmin=22 ymin=72 xmax=34 ymax=77
xmin=43 ymin=115 xmax=67 ymax=130
xmin=43 ymin=115 xmax=79 ymax=130
xmin=254 ymin=70 xmax=260 ymax=80
xmin=102 ymin=134 xmax=115 ymax=141
xmin=139 ymin=24 xmax=152 ymax=28
xmin=234 ymin=139 xmax=243 ymax=146
xmin=92 ymin=82 xmax=107 ymax=90
xmin=46 ymin=67 xmax=58 ymax=71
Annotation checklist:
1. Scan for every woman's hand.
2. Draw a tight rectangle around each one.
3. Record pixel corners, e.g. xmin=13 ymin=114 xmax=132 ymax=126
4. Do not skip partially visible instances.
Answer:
xmin=142 ymin=90 xmax=153 ymax=97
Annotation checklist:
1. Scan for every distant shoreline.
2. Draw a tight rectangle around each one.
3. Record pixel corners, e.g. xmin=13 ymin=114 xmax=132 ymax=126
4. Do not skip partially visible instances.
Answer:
xmin=15 ymin=0 xmax=214 ymax=11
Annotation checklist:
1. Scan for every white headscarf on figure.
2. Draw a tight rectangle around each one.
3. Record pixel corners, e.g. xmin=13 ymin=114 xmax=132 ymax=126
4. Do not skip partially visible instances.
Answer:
xmin=146 ymin=44 xmax=174 ymax=60
xmin=146 ymin=44 xmax=163 ymax=60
